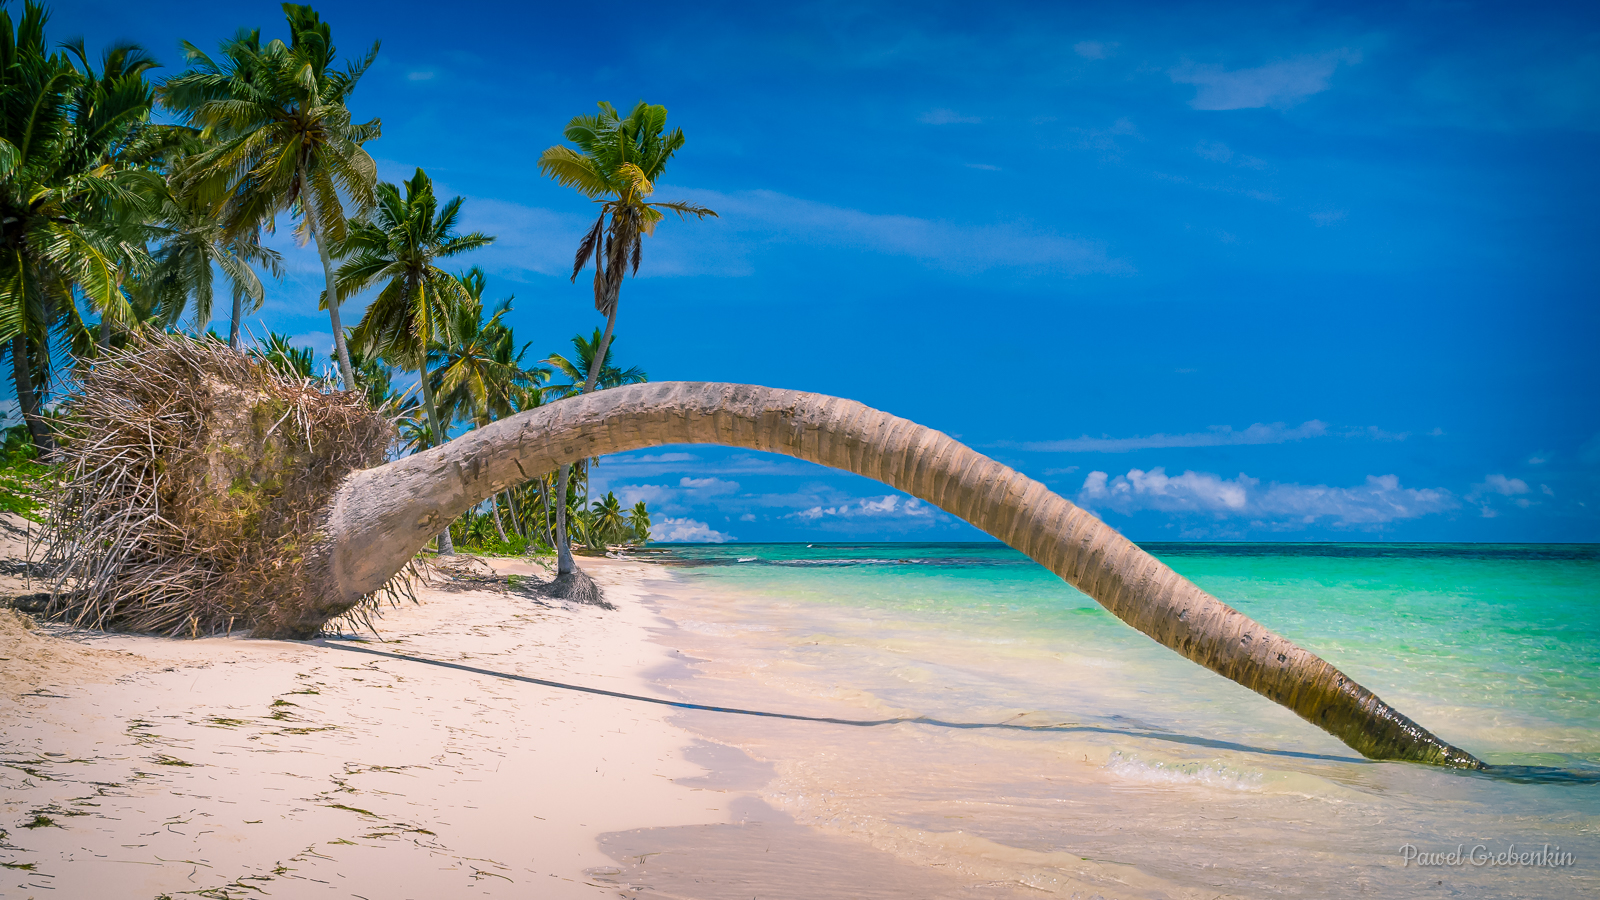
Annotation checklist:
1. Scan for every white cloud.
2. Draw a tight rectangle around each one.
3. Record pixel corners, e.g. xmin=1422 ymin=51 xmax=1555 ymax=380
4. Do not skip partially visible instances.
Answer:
xmin=406 ymin=70 xmax=435 ymax=81
xmin=1541 ymin=484 xmax=1555 ymax=496
xmin=651 ymin=517 xmax=733 ymax=543
xmin=1078 ymin=468 xmax=1458 ymax=527
xmin=1195 ymin=140 xmax=1234 ymax=162
xmin=657 ymin=186 xmax=1129 ymax=277
xmin=919 ymin=108 xmax=982 ymax=124
xmin=964 ymin=162 xmax=1001 ymax=171
xmin=1171 ymin=50 xmax=1361 ymax=110
xmin=792 ymin=495 xmax=936 ymax=522
xmin=1473 ymin=474 xmax=1530 ymax=497
xmin=1310 ymin=210 xmax=1347 ymax=227
xmin=1023 ymin=420 xmax=1327 ymax=453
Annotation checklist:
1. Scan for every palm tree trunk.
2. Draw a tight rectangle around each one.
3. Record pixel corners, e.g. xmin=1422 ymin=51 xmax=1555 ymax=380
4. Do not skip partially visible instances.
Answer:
xmin=311 ymin=382 xmax=1484 ymax=768
xmin=553 ymin=462 xmax=576 ymax=574
xmin=555 ymin=308 xmax=622 ymax=575
xmin=9 ymin=335 xmax=53 ymax=456
xmin=491 ymin=496 xmax=509 ymax=543
xmin=298 ymin=164 xmax=357 ymax=390
xmin=417 ymin=358 xmax=454 ymax=556
xmin=98 ymin=276 xmax=124 ymax=353
xmin=229 ymin=285 xmax=243 ymax=350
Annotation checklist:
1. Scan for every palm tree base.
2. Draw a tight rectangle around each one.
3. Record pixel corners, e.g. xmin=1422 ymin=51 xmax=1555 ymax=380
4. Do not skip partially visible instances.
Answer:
xmin=543 ymin=568 xmax=609 ymax=608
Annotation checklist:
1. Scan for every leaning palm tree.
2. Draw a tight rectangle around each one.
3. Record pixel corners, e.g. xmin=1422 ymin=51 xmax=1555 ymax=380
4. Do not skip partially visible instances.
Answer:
xmin=159 ymin=5 xmax=380 ymax=388
xmin=340 ymin=168 xmax=493 ymax=554
xmin=537 ymin=101 xmax=715 ymax=583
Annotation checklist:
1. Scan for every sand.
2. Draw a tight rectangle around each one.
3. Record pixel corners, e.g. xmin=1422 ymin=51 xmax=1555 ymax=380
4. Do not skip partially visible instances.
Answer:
xmin=0 ymin=555 xmax=740 ymax=898
xmin=0 ymin=552 xmax=1081 ymax=900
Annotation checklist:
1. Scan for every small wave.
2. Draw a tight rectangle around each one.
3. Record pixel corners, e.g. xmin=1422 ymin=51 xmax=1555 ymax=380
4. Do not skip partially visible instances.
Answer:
xmin=1103 ymin=751 xmax=1263 ymax=791
xmin=737 ymin=556 xmax=758 ymax=563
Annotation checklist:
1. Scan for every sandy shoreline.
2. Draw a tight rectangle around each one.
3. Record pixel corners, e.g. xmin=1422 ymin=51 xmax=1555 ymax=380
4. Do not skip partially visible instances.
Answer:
xmin=3 ymin=553 xmax=1094 ymax=900
xmin=0 ymin=556 xmax=757 ymax=898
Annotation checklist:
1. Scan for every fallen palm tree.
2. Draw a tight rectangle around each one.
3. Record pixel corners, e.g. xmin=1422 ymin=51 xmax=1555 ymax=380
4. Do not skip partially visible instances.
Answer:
xmin=47 ymin=338 xmax=1483 ymax=767
xmin=42 ymin=336 xmax=396 ymax=637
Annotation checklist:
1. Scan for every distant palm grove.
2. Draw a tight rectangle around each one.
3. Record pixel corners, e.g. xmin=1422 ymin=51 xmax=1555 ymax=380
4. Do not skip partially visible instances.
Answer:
xmin=0 ymin=2 xmax=715 ymax=556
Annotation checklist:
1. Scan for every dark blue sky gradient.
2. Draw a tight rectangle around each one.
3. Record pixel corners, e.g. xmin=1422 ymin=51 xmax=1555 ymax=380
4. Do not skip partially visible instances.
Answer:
xmin=46 ymin=0 xmax=1600 ymax=541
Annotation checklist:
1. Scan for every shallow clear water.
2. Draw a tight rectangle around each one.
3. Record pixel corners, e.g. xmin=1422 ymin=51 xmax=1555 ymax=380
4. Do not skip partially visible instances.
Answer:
xmin=645 ymin=542 xmax=1600 ymax=898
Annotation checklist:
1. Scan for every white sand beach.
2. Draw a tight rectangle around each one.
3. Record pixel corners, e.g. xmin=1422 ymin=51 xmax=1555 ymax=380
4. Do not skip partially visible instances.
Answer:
xmin=3 ymin=553 xmax=1147 ymax=900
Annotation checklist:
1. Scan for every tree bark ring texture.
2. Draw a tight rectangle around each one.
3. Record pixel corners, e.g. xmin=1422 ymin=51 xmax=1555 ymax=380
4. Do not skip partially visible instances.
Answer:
xmin=326 ymin=382 xmax=1481 ymax=768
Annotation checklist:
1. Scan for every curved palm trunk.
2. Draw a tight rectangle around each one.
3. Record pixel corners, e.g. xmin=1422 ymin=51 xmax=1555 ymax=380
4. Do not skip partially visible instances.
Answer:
xmin=306 ymin=382 xmax=1482 ymax=768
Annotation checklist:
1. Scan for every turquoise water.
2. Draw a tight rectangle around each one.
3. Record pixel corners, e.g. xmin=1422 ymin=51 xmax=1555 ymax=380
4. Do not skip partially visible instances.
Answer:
xmin=645 ymin=542 xmax=1600 ymax=898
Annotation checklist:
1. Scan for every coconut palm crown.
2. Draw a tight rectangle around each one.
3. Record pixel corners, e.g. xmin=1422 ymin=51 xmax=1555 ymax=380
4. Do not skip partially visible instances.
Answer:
xmin=158 ymin=4 xmax=381 ymax=388
xmin=0 ymin=1 xmax=164 ymax=452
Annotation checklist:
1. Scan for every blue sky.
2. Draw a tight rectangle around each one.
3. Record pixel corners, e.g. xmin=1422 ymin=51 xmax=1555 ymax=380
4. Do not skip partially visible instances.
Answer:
xmin=45 ymin=0 xmax=1600 ymax=542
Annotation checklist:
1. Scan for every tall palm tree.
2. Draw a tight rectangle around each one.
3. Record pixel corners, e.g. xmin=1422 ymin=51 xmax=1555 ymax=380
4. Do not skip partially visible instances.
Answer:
xmin=159 ymin=5 xmax=380 ymax=388
xmin=340 ymin=168 xmax=492 ymax=554
xmin=0 ymin=3 xmax=163 ymax=452
xmin=537 ymin=101 xmax=714 ymax=575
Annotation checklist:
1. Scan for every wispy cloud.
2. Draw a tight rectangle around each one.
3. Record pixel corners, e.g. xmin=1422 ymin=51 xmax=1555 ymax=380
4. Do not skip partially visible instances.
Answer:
xmin=1078 ymin=468 xmax=1458 ymax=527
xmin=1469 ymin=474 xmax=1529 ymax=498
xmin=1171 ymin=49 xmax=1361 ymax=110
xmin=661 ymin=187 xmax=1131 ymax=277
xmin=919 ymin=108 xmax=982 ymax=124
xmin=1021 ymin=420 xmax=1327 ymax=453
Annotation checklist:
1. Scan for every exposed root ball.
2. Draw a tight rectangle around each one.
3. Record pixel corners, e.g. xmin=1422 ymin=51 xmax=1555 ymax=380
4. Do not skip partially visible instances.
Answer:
xmin=42 ymin=334 xmax=396 ymax=637
xmin=544 ymin=569 xmax=609 ymax=608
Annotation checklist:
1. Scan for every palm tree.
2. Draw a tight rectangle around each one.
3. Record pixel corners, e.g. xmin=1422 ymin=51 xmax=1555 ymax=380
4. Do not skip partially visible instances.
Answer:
xmin=537 ymin=100 xmax=714 ymax=576
xmin=0 ymin=4 xmax=163 ymax=452
xmin=255 ymin=332 xmax=312 ymax=379
xmin=339 ymin=168 xmax=492 ymax=554
xmin=588 ymin=492 xmax=628 ymax=548
xmin=544 ymin=328 xmax=646 ymax=399
xmin=146 ymin=178 xmax=282 ymax=347
xmin=628 ymin=500 xmax=651 ymax=545
xmin=306 ymin=382 xmax=1484 ymax=769
xmin=433 ymin=267 xmax=540 ymax=541
xmin=159 ymin=5 xmax=380 ymax=388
